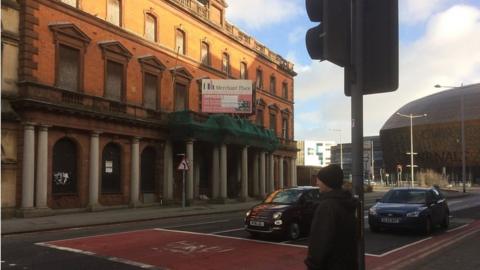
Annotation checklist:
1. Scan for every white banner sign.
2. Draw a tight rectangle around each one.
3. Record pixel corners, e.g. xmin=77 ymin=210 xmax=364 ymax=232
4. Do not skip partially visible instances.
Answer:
xmin=201 ymin=79 xmax=253 ymax=114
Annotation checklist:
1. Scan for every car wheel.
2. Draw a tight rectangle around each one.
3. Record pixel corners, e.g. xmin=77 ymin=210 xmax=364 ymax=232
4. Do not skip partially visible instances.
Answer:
xmin=423 ymin=217 xmax=433 ymax=235
xmin=287 ymin=222 xmax=301 ymax=240
xmin=370 ymin=225 xmax=380 ymax=233
xmin=441 ymin=214 xmax=450 ymax=230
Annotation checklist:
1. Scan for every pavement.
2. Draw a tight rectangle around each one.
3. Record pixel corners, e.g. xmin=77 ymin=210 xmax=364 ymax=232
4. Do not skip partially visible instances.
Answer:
xmin=0 ymin=189 xmax=471 ymax=236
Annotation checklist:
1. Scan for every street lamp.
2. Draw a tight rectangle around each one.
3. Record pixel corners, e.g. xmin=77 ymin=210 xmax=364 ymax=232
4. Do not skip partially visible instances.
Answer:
xmin=435 ymin=84 xmax=466 ymax=193
xmin=396 ymin=112 xmax=427 ymax=187
xmin=330 ymin=129 xmax=343 ymax=169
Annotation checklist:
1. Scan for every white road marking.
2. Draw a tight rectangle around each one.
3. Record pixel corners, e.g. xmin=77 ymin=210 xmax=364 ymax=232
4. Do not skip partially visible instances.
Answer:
xmin=367 ymin=236 xmax=433 ymax=257
xmin=210 ymin=228 xmax=245 ymax=234
xmin=36 ymin=242 xmax=96 ymax=256
xmin=446 ymin=223 xmax=469 ymax=233
xmin=164 ymin=219 xmax=231 ymax=229
xmin=36 ymin=243 xmax=157 ymax=269
xmin=153 ymin=228 xmax=308 ymax=249
xmin=107 ymin=256 xmax=157 ymax=269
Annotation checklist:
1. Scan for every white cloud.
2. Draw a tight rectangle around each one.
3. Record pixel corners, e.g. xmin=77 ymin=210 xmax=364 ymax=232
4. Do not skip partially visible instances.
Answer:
xmin=400 ymin=0 xmax=449 ymax=25
xmin=225 ymin=0 xmax=303 ymax=29
xmin=294 ymin=4 xmax=480 ymax=143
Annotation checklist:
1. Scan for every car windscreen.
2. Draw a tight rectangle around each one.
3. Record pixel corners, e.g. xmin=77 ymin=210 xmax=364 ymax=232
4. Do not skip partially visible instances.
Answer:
xmin=381 ymin=190 xmax=426 ymax=204
xmin=264 ymin=189 xmax=303 ymax=204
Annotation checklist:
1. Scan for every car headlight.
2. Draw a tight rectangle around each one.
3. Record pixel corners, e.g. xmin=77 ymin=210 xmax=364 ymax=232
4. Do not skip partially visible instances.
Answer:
xmin=246 ymin=210 xmax=251 ymax=217
xmin=369 ymin=208 xmax=377 ymax=216
xmin=272 ymin=211 xmax=282 ymax=220
xmin=406 ymin=207 xmax=427 ymax=217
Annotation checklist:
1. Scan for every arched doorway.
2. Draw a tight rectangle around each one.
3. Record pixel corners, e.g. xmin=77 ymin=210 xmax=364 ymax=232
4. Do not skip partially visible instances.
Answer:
xmin=102 ymin=143 xmax=121 ymax=193
xmin=52 ymin=138 xmax=77 ymax=194
xmin=141 ymin=147 xmax=156 ymax=200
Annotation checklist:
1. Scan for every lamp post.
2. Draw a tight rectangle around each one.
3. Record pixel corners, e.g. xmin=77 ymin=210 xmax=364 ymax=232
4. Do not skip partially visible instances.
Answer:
xmin=330 ymin=129 xmax=343 ymax=169
xmin=396 ymin=112 xmax=427 ymax=187
xmin=435 ymin=84 xmax=466 ymax=193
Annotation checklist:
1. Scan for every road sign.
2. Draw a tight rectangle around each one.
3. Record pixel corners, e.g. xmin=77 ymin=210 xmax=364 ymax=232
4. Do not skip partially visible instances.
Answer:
xmin=177 ymin=158 xmax=189 ymax=171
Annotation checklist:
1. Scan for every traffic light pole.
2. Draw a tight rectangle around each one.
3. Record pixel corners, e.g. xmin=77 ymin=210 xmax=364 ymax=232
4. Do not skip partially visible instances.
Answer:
xmin=351 ymin=0 xmax=365 ymax=269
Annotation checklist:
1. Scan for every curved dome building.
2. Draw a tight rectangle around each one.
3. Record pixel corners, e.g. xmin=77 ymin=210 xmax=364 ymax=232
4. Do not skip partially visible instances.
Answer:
xmin=380 ymin=83 xmax=480 ymax=185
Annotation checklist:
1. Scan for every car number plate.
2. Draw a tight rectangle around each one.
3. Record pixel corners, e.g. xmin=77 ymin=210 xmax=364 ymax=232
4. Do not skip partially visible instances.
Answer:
xmin=381 ymin=217 xmax=400 ymax=224
xmin=249 ymin=220 xmax=264 ymax=227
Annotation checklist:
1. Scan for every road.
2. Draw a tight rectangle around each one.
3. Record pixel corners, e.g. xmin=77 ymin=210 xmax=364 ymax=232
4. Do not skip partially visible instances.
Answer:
xmin=2 ymin=191 xmax=480 ymax=270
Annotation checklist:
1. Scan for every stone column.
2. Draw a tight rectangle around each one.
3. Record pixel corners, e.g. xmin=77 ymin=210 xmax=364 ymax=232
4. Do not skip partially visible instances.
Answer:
xmin=130 ymin=137 xmax=140 ymax=206
xmin=163 ymin=141 xmax=174 ymax=201
xmin=35 ymin=125 xmax=49 ymax=208
xmin=279 ymin=156 xmax=284 ymax=189
xmin=88 ymin=132 xmax=100 ymax=208
xmin=21 ymin=124 xmax=35 ymax=209
xmin=241 ymin=146 xmax=249 ymax=200
xmin=220 ymin=143 xmax=228 ymax=199
xmin=259 ymin=151 xmax=266 ymax=197
xmin=212 ymin=146 xmax=220 ymax=199
xmin=291 ymin=158 xmax=297 ymax=187
xmin=269 ymin=154 xmax=275 ymax=192
xmin=194 ymin=156 xmax=200 ymax=198
xmin=253 ymin=152 xmax=259 ymax=196
xmin=186 ymin=140 xmax=194 ymax=201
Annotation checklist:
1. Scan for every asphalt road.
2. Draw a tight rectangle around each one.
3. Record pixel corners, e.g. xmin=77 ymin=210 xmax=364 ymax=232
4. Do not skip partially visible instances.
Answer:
xmin=2 ymin=192 xmax=480 ymax=270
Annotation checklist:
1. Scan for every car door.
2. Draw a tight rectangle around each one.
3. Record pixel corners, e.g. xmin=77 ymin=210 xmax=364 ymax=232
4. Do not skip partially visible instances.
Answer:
xmin=427 ymin=190 xmax=442 ymax=224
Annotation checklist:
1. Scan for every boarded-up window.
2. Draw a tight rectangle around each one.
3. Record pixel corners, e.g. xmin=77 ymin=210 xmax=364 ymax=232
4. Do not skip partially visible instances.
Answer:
xmin=144 ymin=73 xmax=158 ymax=110
xmin=201 ymin=42 xmax=209 ymax=65
xmin=174 ymin=83 xmax=187 ymax=111
xmin=107 ymin=0 xmax=121 ymax=26
xmin=145 ymin=13 xmax=156 ymax=42
xmin=175 ymin=29 xmax=185 ymax=55
xmin=270 ymin=76 xmax=276 ymax=94
xmin=57 ymin=44 xmax=80 ymax=91
xmin=270 ymin=113 xmax=276 ymax=133
xmin=256 ymin=109 xmax=264 ymax=126
xmin=52 ymin=138 xmax=77 ymax=194
xmin=222 ymin=53 xmax=230 ymax=75
xmin=105 ymin=60 xmax=123 ymax=101
xmin=256 ymin=69 xmax=263 ymax=89
xmin=240 ymin=62 xmax=247 ymax=79
xmin=61 ymin=0 xmax=77 ymax=7
xmin=282 ymin=83 xmax=288 ymax=99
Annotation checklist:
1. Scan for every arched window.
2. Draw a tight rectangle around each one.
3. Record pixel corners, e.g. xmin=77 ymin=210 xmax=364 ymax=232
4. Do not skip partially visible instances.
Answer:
xmin=201 ymin=42 xmax=210 ymax=65
xmin=240 ymin=62 xmax=247 ymax=79
xmin=175 ymin=29 xmax=186 ymax=55
xmin=52 ymin=138 xmax=77 ymax=194
xmin=102 ymin=143 xmax=122 ymax=193
xmin=270 ymin=75 xmax=276 ymax=95
xmin=141 ymin=147 xmax=156 ymax=193
xmin=282 ymin=82 xmax=288 ymax=99
xmin=222 ymin=53 xmax=230 ymax=75
xmin=256 ymin=68 xmax=263 ymax=89
xmin=145 ymin=13 xmax=157 ymax=42
xmin=107 ymin=0 xmax=121 ymax=26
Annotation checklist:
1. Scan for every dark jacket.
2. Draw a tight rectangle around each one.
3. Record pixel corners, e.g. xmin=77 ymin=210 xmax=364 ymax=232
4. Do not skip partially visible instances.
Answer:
xmin=305 ymin=189 xmax=359 ymax=270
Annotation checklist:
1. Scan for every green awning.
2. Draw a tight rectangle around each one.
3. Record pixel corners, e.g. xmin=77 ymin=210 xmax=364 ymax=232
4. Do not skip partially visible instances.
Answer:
xmin=168 ymin=111 xmax=279 ymax=151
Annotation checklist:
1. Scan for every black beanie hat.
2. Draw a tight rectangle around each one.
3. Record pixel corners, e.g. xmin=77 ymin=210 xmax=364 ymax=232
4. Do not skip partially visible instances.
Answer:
xmin=317 ymin=164 xmax=344 ymax=189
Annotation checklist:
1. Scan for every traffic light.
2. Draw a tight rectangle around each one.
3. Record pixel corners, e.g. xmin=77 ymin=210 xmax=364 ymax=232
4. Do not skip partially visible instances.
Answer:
xmin=305 ymin=0 xmax=350 ymax=67
xmin=305 ymin=0 xmax=398 ymax=96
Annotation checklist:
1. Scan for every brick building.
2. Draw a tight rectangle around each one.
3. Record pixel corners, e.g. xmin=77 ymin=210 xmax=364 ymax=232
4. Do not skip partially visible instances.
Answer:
xmin=1 ymin=0 xmax=297 ymax=217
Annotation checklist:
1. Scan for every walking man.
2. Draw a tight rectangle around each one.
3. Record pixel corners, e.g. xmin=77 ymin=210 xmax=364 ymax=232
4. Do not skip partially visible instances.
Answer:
xmin=305 ymin=164 xmax=358 ymax=270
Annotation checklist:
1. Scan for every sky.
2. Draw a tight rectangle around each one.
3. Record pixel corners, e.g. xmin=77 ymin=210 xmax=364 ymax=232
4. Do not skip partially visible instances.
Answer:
xmin=224 ymin=0 xmax=480 ymax=143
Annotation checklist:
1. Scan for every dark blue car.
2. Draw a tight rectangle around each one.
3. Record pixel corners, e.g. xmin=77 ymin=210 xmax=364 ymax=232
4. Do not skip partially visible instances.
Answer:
xmin=368 ymin=187 xmax=449 ymax=234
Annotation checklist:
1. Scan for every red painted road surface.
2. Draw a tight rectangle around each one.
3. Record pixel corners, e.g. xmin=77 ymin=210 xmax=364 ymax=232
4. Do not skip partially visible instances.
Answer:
xmin=39 ymin=221 xmax=480 ymax=270
xmin=42 ymin=229 xmax=308 ymax=270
